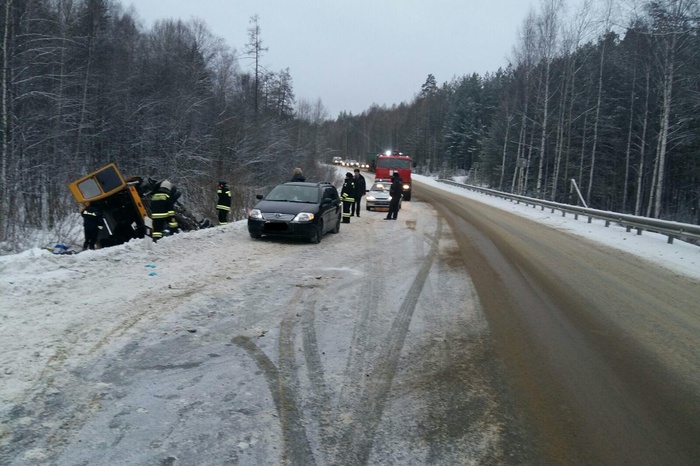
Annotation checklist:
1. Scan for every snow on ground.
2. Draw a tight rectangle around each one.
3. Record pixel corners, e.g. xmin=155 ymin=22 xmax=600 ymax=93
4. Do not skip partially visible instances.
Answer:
xmin=1 ymin=174 xmax=698 ymax=409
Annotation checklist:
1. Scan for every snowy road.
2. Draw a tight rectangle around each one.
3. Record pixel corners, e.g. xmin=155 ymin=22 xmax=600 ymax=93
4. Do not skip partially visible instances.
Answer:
xmin=1 ymin=177 xmax=699 ymax=465
xmin=1 ymin=184 xmax=533 ymax=465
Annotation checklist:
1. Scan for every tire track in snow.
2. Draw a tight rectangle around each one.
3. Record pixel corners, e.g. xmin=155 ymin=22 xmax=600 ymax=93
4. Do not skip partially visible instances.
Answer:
xmin=334 ymin=218 xmax=443 ymax=465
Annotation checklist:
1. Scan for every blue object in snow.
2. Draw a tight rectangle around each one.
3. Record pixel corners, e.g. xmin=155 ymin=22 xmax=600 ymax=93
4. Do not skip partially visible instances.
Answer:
xmin=52 ymin=244 xmax=68 ymax=254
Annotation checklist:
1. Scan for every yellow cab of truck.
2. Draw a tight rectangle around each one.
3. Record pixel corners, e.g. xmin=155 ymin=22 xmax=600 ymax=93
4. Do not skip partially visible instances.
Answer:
xmin=68 ymin=163 xmax=152 ymax=247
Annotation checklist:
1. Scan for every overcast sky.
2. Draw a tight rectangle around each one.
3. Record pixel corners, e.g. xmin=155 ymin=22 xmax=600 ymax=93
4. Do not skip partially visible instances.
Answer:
xmin=127 ymin=0 xmax=536 ymax=118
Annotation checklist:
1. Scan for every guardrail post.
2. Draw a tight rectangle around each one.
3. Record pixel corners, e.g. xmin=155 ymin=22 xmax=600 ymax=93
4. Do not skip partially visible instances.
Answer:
xmin=668 ymin=235 xmax=675 ymax=244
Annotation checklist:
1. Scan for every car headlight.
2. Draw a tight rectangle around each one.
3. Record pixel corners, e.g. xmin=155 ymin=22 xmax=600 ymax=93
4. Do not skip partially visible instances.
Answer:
xmin=403 ymin=184 xmax=410 ymax=190
xmin=292 ymin=212 xmax=315 ymax=222
xmin=249 ymin=208 xmax=263 ymax=219
xmin=366 ymin=195 xmax=376 ymax=201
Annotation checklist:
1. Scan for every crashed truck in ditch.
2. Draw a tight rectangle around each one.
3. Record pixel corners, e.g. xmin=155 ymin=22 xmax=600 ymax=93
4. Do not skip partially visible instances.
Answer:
xmin=68 ymin=163 xmax=211 ymax=248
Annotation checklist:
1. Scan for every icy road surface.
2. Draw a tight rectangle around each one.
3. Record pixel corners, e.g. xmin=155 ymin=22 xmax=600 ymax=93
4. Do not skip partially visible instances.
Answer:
xmin=1 ymin=192 xmax=532 ymax=465
xmin=1 ymin=177 xmax=699 ymax=465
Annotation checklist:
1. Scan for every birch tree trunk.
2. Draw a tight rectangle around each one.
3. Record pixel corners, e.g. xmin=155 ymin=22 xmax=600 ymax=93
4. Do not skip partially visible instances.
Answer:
xmin=653 ymin=36 xmax=676 ymax=218
xmin=1 ymin=0 xmax=12 ymax=240
xmin=622 ymin=66 xmax=637 ymax=212
xmin=586 ymin=40 xmax=605 ymax=204
xmin=634 ymin=72 xmax=651 ymax=216
xmin=535 ymin=0 xmax=562 ymax=198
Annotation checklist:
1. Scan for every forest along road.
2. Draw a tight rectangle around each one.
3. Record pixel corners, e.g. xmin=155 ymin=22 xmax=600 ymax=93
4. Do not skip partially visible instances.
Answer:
xmin=2 ymin=180 xmax=698 ymax=465
xmin=416 ymin=179 xmax=700 ymax=465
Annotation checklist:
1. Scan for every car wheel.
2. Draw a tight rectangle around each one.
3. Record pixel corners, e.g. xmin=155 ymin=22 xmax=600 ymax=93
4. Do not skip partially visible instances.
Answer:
xmin=250 ymin=232 xmax=261 ymax=239
xmin=403 ymin=192 xmax=411 ymax=201
xmin=310 ymin=221 xmax=323 ymax=244
xmin=331 ymin=215 xmax=340 ymax=234
xmin=366 ymin=205 xmax=370 ymax=211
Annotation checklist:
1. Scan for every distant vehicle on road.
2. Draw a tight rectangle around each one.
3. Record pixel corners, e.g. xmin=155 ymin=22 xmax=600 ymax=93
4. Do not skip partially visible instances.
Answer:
xmin=247 ymin=182 xmax=341 ymax=243
xmin=365 ymin=180 xmax=402 ymax=211
xmin=332 ymin=156 xmax=343 ymax=164
xmin=375 ymin=150 xmax=413 ymax=201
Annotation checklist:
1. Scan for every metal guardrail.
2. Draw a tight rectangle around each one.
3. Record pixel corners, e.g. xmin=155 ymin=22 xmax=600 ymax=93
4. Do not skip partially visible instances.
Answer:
xmin=436 ymin=179 xmax=700 ymax=245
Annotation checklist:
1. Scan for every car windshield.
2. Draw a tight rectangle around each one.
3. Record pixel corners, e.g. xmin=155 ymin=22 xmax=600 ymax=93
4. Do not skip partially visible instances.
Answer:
xmin=377 ymin=158 xmax=411 ymax=169
xmin=370 ymin=182 xmax=390 ymax=191
xmin=266 ymin=185 xmax=319 ymax=203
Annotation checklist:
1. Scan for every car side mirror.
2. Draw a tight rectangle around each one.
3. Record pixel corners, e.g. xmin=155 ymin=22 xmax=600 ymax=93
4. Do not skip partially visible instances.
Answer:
xmin=322 ymin=197 xmax=333 ymax=206
xmin=256 ymin=194 xmax=263 ymax=200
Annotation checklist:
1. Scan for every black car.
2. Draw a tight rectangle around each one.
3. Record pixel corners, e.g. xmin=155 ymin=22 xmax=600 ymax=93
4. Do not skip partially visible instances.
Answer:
xmin=247 ymin=182 xmax=342 ymax=243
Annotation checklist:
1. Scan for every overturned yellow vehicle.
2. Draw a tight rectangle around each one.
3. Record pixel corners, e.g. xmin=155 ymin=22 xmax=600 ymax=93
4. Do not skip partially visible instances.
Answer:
xmin=69 ymin=164 xmax=208 ymax=248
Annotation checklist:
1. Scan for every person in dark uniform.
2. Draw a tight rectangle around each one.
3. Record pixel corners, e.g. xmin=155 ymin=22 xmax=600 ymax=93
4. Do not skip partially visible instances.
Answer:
xmin=150 ymin=180 xmax=176 ymax=241
xmin=216 ymin=181 xmax=232 ymax=225
xmin=351 ymin=168 xmax=366 ymax=217
xmin=290 ymin=168 xmax=306 ymax=182
xmin=385 ymin=172 xmax=402 ymax=220
xmin=81 ymin=203 xmax=103 ymax=250
xmin=341 ymin=172 xmax=355 ymax=224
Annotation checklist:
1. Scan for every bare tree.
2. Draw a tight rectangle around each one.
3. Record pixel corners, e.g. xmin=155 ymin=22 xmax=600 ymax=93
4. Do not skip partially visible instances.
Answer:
xmin=645 ymin=0 xmax=699 ymax=218
xmin=535 ymin=0 xmax=564 ymax=198
xmin=552 ymin=0 xmax=596 ymax=202
xmin=243 ymin=14 xmax=267 ymax=117
xmin=0 ymin=0 xmax=12 ymax=241
xmin=511 ymin=9 xmax=538 ymax=194
xmin=586 ymin=0 xmax=617 ymax=204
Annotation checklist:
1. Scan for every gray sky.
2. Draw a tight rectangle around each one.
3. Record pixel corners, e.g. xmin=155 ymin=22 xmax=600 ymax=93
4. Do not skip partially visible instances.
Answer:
xmin=128 ymin=0 xmax=536 ymax=117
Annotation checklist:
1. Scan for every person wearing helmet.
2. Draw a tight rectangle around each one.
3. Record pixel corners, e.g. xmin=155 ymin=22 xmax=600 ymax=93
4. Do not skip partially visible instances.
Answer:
xmin=150 ymin=180 xmax=177 ymax=241
xmin=340 ymin=172 xmax=355 ymax=223
xmin=216 ymin=181 xmax=232 ymax=225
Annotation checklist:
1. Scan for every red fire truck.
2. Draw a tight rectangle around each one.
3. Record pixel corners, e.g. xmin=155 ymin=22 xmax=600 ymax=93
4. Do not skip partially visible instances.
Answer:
xmin=375 ymin=150 xmax=413 ymax=201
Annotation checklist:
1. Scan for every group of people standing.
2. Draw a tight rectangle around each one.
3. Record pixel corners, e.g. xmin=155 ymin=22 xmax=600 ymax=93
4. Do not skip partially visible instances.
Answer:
xmin=82 ymin=166 xmax=401 ymax=249
xmin=341 ymin=169 xmax=402 ymax=222
xmin=341 ymin=169 xmax=366 ymax=223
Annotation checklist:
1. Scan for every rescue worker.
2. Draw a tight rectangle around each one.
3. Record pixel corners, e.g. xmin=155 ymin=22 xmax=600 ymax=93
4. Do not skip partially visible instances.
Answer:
xmin=385 ymin=172 xmax=402 ymax=220
xmin=341 ymin=172 xmax=355 ymax=223
xmin=81 ymin=203 xmax=103 ymax=250
xmin=290 ymin=167 xmax=306 ymax=182
xmin=150 ymin=180 xmax=177 ymax=241
xmin=351 ymin=168 xmax=366 ymax=217
xmin=216 ymin=181 xmax=232 ymax=225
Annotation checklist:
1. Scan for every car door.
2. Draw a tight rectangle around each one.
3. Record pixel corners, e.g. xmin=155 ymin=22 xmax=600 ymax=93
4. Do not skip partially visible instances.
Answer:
xmin=323 ymin=187 xmax=339 ymax=233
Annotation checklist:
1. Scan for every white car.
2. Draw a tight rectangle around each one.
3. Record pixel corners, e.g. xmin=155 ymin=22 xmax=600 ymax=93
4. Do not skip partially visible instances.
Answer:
xmin=365 ymin=180 xmax=401 ymax=211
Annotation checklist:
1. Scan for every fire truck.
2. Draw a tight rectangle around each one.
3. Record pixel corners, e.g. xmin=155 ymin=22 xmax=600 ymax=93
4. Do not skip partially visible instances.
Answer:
xmin=374 ymin=150 xmax=413 ymax=201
